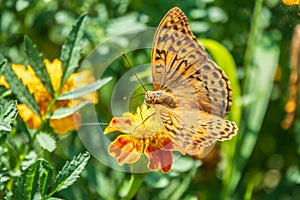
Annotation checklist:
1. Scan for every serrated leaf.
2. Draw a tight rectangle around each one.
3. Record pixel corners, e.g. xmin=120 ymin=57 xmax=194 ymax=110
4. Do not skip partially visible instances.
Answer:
xmin=49 ymin=100 xmax=89 ymax=119
xmin=24 ymin=161 xmax=40 ymax=200
xmin=21 ymin=151 xmax=38 ymax=171
xmin=24 ymin=36 xmax=55 ymax=95
xmin=14 ymin=172 xmax=26 ymax=200
xmin=49 ymin=152 xmax=90 ymax=196
xmin=39 ymin=159 xmax=53 ymax=198
xmin=1 ymin=61 xmax=40 ymax=116
xmin=14 ymin=160 xmax=40 ymax=200
xmin=36 ymin=132 xmax=56 ymax=152
xmin=57 ymin=77 xmax=112 ymax=100
xmin=0 ymin=122 xmax=11 ymax=132
xmin=0 ymin=100 xmax=18 ymax=131
xmin=60 ymin=14 xmax=87 ymax=87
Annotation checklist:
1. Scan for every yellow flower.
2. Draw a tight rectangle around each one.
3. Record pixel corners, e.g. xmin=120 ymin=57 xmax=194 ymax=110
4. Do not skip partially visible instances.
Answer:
xmin=282 ymin=0 xmax=300 ymax=5
xmin=104 ymin=104 xmax=182 ymax=173
xmin=0 ymin=59 xmax=98 ymax=134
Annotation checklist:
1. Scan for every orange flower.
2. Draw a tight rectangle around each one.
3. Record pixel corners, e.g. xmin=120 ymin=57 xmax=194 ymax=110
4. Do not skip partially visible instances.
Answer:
xmin=282 ymin=0 xmax=300 ymax=5
xmin=0 ymin=59 xmax=98 ymax=134
xmin=104 ymin=104 xmax=182 ymax=173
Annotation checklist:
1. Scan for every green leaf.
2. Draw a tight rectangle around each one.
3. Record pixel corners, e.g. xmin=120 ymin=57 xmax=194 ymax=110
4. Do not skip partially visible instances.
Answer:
xmin=1 ymin=60 xmax=40 ymax=116
xmin=57 ymin=77 xmax=112 ymax=100
xmin=122 ymin=173 xmax=146 ymax=200
xmin=14 ymin=160 xmax=40 ymax=200
xmin=14 ymin=159 xmax=53 ymax=200
xmin=59 ymin=14 xmax=87 ymax=87
xmin=0 ymin=121 xmax=12 ymax=132
xmin=48 ymin=152 xmax=90 ymax=196
xmin=36 ymin=132 xmax=56 ymax=152
xmin=24 ymin=36 xmax=55 ymax=95
xmin=14 ymin=172 xmax=26 ymax=200
xmin=171 ymin=156 xmax=201 ymax=173
xmin=0 ymin=86 xmax=12 ymax=99
xmin=0 ymin=131 xmax=7 ymax=145
xmin=49 ymin=100 xmax=89 ymax=119
xmin=0 ymin=100 xmax=18 ymax=131
xmin=39 ymin=159 xmax=53 ymax=198
xmin=25 ymin=162 xmax=41 ymax=200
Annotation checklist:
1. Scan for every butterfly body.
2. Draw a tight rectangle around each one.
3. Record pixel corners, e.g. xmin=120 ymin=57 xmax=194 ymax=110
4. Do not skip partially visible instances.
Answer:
xmin=145 ymin=7 xmax=238 ymax=156
xmin=145 ymin=91 xmax=179 ymax=109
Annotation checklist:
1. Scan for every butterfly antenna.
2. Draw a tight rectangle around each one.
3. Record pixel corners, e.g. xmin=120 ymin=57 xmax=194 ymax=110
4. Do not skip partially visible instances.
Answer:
xmin=121 ymin=52 xmax=148 ymax=92
xmin=123 ymin=93 xmax=145 ymax=100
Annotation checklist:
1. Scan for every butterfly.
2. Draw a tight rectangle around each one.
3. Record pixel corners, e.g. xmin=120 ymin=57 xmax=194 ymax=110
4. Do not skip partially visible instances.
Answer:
xmin=144 ymin=7 xmax=238 ymax=156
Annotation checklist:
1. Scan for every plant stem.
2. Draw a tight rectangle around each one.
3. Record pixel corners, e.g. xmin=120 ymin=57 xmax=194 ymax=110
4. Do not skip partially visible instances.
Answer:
xmin=30 ymin=89 xmax=61 ymax=145
xmin=123 ymin=173 xmax=146 ymax=200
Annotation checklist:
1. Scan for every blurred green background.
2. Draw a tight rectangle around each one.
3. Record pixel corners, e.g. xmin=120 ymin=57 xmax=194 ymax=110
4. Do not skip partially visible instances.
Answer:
xmin=1 ymin=0 xmax=300 ymax=199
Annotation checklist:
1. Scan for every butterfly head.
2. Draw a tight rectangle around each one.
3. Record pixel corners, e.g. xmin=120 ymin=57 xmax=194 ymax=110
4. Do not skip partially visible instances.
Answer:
xmin=145 ymin=91 xmax=161 ymax=105
xmin=145 ymin=91 xmax=178 ymax=108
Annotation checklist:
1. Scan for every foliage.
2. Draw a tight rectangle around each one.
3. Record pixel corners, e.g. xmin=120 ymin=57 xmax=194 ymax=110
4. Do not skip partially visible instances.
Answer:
xmin=1 ymin=0 xmax=300 ymax=199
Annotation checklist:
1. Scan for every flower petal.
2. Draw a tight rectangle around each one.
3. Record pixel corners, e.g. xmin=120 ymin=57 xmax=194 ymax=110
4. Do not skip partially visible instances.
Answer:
xmin=108 ymin=135 xmax=143 ymax=165
xmin=0 ymin=75 xmax=10 ymax=89
xmin=17 ymin=104 xmax=42 ymax=129
xmin=104 ymin=117 xmax=134 ymax=134
xmin=45 ymin=59 xmax=62 ymax=92
xmin=145 ymin=142 xmax=173 ymax=173
xmin=12 ymin=64 xmax=52 ymax=103
xmin=50 ymin=112 xmax=81 ymax=134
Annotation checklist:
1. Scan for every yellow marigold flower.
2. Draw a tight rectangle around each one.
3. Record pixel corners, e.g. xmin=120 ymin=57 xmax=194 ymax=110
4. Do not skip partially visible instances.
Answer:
xmin=0 ymin=59 xmax=98 ymax=134
xmin=104 ymin=104 xmax=182 ymax=173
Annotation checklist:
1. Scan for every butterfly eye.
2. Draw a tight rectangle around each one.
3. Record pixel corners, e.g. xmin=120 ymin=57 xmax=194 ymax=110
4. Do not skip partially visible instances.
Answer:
xmin=156 ymin=93 xmax=163 ymax=98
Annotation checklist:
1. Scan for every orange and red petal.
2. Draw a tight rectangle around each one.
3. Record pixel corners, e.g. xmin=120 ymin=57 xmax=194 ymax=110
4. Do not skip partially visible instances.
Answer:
xmin=104 ymin=117 xmax=133 ymax=134
xmin=145 ymin=143 xmax=173 ymax=173
xmin=108 ymin=135 xmax=143 ymax=165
